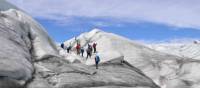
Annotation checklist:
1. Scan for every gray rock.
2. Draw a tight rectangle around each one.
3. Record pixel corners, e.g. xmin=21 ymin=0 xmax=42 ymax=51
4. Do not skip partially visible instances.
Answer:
xmin=27 ymin=77 xmax=53 ymax=88
xmin=0 ymin=9 xmax=33 ymax=82
xmin=87 ymin=87 xmax=151 ymax=88
xmin=0 ymin=78 xmax=24 ymax=88
xmin=34 ymin=57 xmax=159 ymax=88
xmin=0 ymin=0 xmax=59 ymax=85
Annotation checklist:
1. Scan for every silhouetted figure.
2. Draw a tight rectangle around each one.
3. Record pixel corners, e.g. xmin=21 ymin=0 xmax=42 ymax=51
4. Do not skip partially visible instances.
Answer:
xmin=93 ymin=43 xmax=97 ymax=53
xmin=86 ymin=48 xmax=92 ymax=59
xmin=81 ymin=47 xmax=84 ymax=57
xmin=61 ymin=43 xmax=64 ymax=49
xmin=89 ymin=44 xmax=93 ymax=55
xmin=95 ymin=53 xmax=100 ymax=69
xmin=67 ymin=45 xmax=72 ymax=53
xmin=86 ymin=44 xmax=93 ymax=59
xmin=76 ymin=43 xmax=81 ymax=55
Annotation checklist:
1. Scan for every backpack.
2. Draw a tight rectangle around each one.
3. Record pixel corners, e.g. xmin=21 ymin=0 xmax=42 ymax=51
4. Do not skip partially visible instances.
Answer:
xmin=87 ymin=49 xmax=90 ymax=53
xmin=61 ymin=43 xmax=64 ymax=49
xmin=95 ymin=55 xmax=100 ymax=63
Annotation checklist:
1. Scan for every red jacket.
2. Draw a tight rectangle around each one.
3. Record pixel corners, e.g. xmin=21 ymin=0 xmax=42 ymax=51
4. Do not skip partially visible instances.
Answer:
xmin=93 ymin=43 xmax=97 ymax=48
xmin=76 ymin=44 xmax=81 ymax=49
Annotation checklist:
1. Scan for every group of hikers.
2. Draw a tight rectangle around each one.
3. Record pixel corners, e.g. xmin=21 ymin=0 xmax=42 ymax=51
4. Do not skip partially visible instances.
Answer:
xmin=76 ymin=42 xmax=97 ymax=58
xmin=60 ymin=38 xmax=100 ymax=69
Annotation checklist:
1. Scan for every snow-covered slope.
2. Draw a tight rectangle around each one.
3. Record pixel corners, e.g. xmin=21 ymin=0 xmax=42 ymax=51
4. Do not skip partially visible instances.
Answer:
xmin=148 ymin=43 xmax=200 ymax=60
xmin=63 ymin=29 xmax=200 ymax=88
xmin=63 ymin=29 xmax=179 ymax=87
xmin=147 ymin=42 xmax=200 ymax=88
xmin=64 ymin=29 xmax=176 ymax=65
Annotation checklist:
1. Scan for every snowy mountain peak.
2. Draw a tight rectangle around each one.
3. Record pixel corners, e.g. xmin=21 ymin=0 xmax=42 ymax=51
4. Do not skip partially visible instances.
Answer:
xmin=91 ymin=28 xmax=103 ymax=32
xmin=88 ymin=28 xmax=104 ymax=35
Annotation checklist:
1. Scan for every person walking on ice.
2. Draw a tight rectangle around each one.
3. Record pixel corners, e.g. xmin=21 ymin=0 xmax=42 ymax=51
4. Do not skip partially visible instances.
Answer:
xmin=67 ymin=43 xmax=72 ymax=53
xmin=81 ymin=47 xmax=84 ymax=57
xmin=86 ymin=48 xmax=92 ymax=59
xmin=61 ymin=43 xmax=64 ymax=49
xmin=95 ymin=53 xmax=100 ymax=69
xmin=76 ymin=43 xmax=81 ymax=55
xmin=86 ymin=44 xmax=93 ymax=59
xmin=93 ymin=42 xmax=97 ymax=53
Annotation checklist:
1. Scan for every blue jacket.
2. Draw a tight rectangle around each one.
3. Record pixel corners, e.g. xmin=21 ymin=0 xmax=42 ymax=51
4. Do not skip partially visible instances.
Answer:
xmin=95 ymin=55 xmax=100 ymax=63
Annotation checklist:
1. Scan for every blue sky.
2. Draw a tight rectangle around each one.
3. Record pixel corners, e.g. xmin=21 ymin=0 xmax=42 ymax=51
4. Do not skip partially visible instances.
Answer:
xmin=7 ymin=0 xmax=200 ymax=43
xmin=36 ymin=17 xmax=200 ymax=43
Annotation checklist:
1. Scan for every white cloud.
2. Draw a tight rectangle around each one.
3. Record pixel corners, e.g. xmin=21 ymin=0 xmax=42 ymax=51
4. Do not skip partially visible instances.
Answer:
xmin=7 ymin=0 xmax=200 ymax=29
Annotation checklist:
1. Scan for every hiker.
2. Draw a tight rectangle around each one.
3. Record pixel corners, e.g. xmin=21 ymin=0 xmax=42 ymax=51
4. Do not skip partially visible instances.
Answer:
xmin=76 ymin=43 xmax=81 ymax=55
xmin=93 ymin=42 xmax=97 ymax=53
xmin=67 ymin=45 xmax=72 ymax=53
xmin=61 ymin=43 xmax=64 ymax=49
xmin=86 ymin=48 xmax=92 ymax=59
xmin=95 ymin=53 xmax=100 ymax=69
xmin=88 ymin=44 xmax=93 ymax=55
xmin=67 ymin=43 xmax=72 ymax=53
xmin=81 ymin=47 xmax=84 ymax=57
xmin=88 ymin=43 xmax=91 ymax=48
xmin=86 ymin=44 xmax=92 ymax=59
